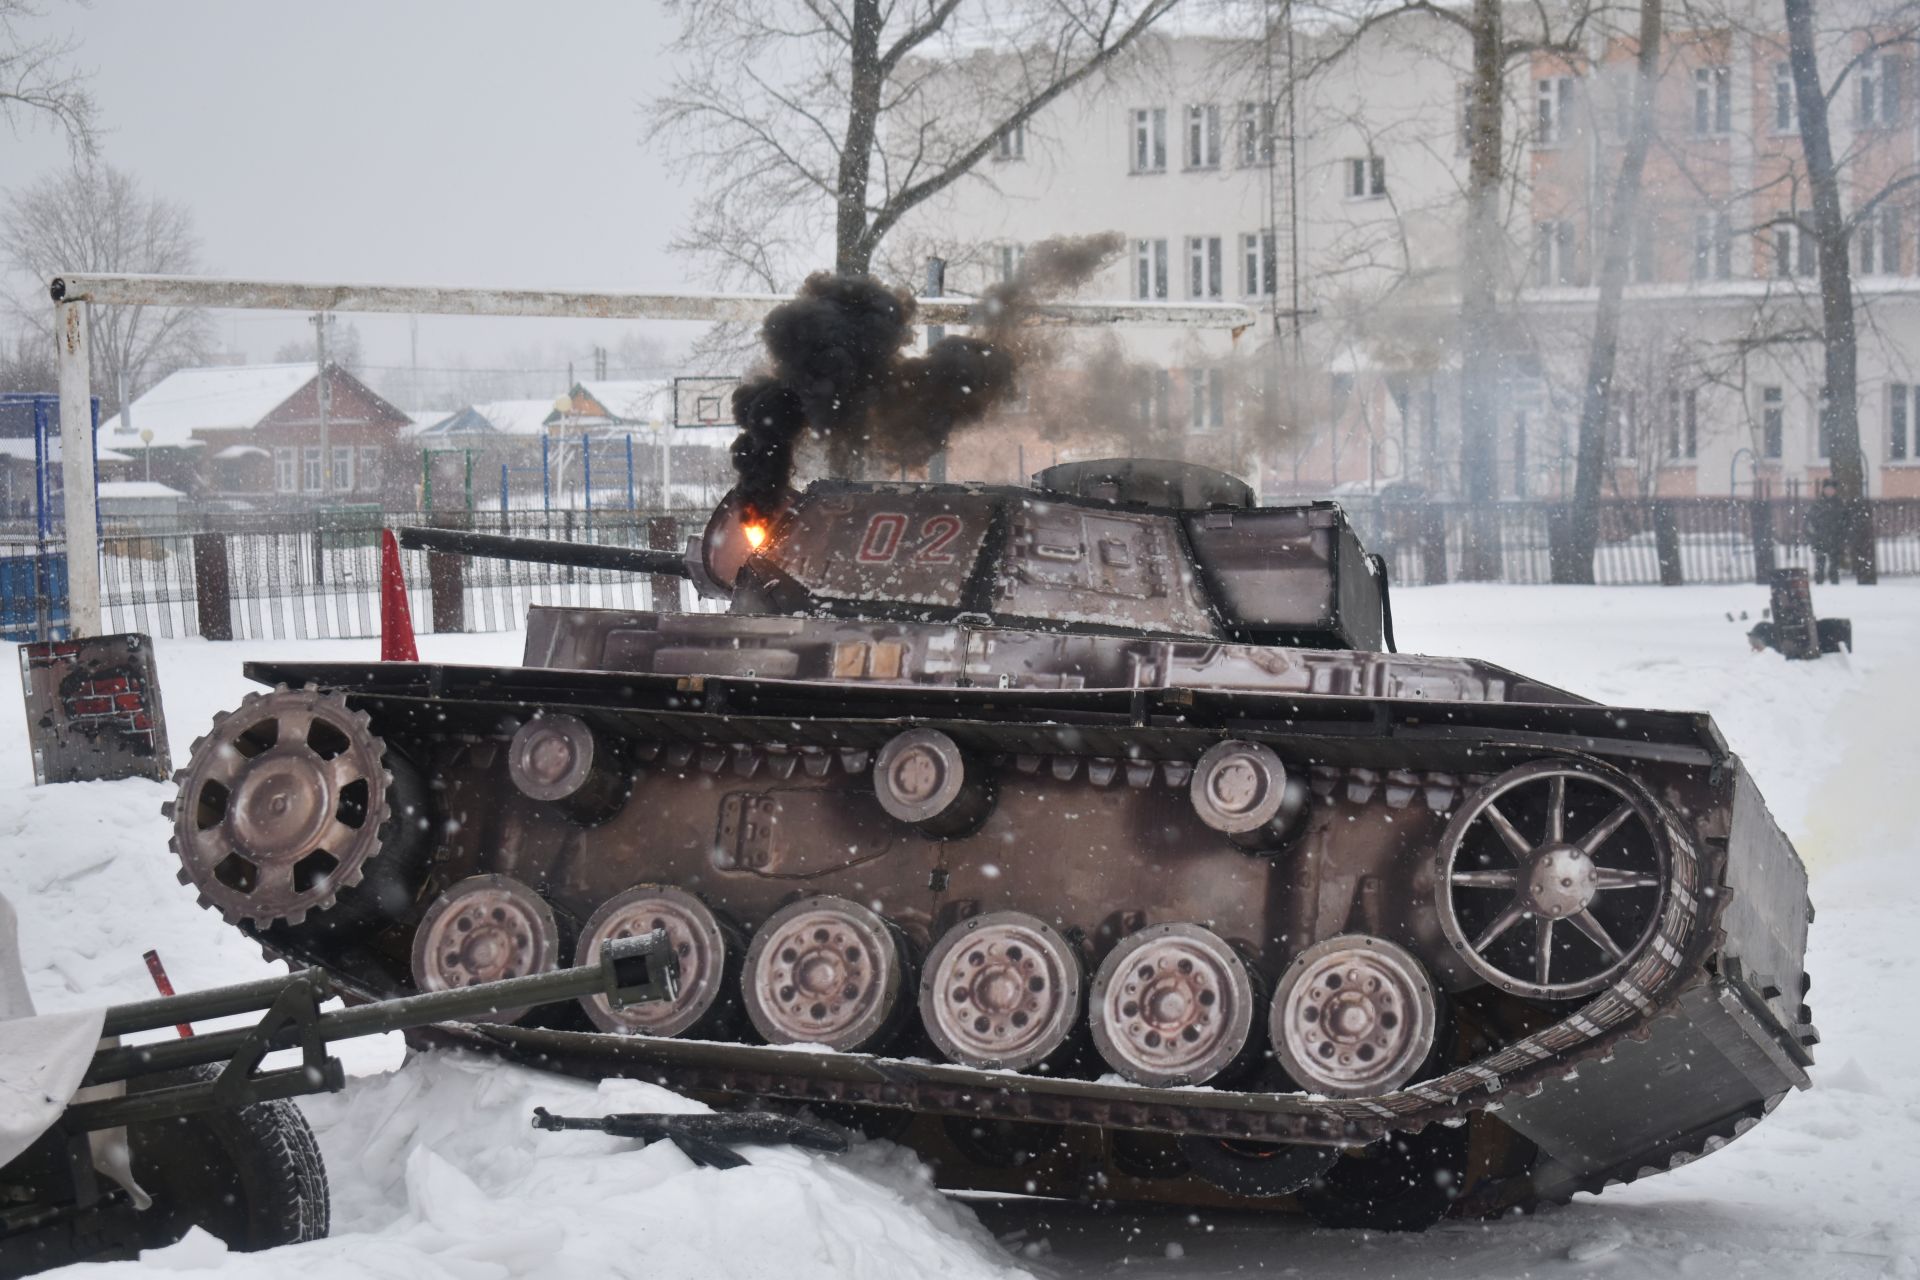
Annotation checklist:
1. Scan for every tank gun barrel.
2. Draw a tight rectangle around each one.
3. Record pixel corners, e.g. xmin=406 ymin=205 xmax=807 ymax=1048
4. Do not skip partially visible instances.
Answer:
xmin=396 ymin=526 xmax=695 ymax=579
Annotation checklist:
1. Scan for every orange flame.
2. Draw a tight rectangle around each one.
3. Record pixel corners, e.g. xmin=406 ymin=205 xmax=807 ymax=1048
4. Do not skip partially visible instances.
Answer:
xmin=743 ymin=521 xmax=768 ymax=550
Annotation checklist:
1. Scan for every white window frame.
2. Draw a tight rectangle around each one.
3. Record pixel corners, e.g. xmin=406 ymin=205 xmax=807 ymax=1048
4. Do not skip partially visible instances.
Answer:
xmin=1185 ymin=104 xmax=1221 ymax=169
xmin=1858 ymin=205 xmax=1901 ymax=276
xmin=301 ymin=446 xmax=323 ymax=493
xmin=995 ymin=118 xmax=1027 ymax=161
xmin=1535 ymin=219 xmax=1575 ymax=286
xmin=1761 ymin=385 xmax=1785 ymax=459
xmin=997 ymin=243 xmax=1025 ymax=283
xmin=1131 ymin=107 xmax=1167 ymax=173
xmin=1345 ymin=156 xmax=1386 ymax=200
xmin=1693 ymin=65 xmax=1731 ymax=135
xmin=329 ymin=445 xmax=354 ymax=493
xmin=1187 ymin=367 xmax=1225 ymax=433
xmin=1535 ymin=76 xmax=1574 ymax=147
xmin=356 ymin=446 xmax=382 ymax=491
xmin=1774 ymin=62 xmax=1798 ymax=133
xmin=1186 ymin=235 xmax=1223 ymax=299
xmin=1774 ymin=213 xmax=1816 ymax=278
xmin=1134 ymin=238 xmax=1168 ymax=299
xmin=274 ymin=447 xmax=298 ymax=494
xmin=1889 ymin=381 xmax=1910 ymax=461
xmin=1858 ymin=51 xmax=1901 ymax=128
xmin=1667 ymin=388 xmax=1698 ymax=460
xmin=1140 ymin=368 xmax=1172 ymax=429
xmin=1237 ymin=101 xmax=1274 ymax=166
xmin=1242 ymin=230 xmax=1276 ymax=297
xmin=1692 ymin=209 xmax=1731 ymax=281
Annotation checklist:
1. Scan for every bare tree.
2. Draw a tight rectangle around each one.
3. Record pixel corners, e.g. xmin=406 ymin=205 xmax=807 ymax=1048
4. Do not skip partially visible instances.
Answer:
xmin=1 ymin=0 xmax=96 ymax=149
xmin=1566 ymin=0 xmax=1663 ymax=581
xmin=2 ymin=162 xmax=210 ymax=415
xmin=653 ymin=0 xmax=1185 ymax=281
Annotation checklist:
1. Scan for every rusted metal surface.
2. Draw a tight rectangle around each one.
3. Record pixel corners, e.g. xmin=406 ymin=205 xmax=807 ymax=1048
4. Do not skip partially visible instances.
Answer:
xmin=19 ymin=632 xmax=171 ymax=784
xmin=48 ymin=273 xmax=1258 ymax=329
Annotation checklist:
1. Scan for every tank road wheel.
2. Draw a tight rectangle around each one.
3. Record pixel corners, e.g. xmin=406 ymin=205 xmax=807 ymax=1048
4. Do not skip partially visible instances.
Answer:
xmin=1436 ymin=760 xmax=1669 ymax=1000
xmin=743 ymin=896 xmax=908 ymax=1051
xmin=169 ymin=687 xmax=404 ymax=928
xmin=578 ymin=886 xmax=737 ymax=1036
xmin=920 ymin=911 xmax=1082 ymax=1070
xmin=411 ymin=874 xmax=561 ymax=1022
xmin=1089 ymin=924 xmax=1257 ymax=1086
xmin=1270 ymin=935 xmax=1439 ymax=1098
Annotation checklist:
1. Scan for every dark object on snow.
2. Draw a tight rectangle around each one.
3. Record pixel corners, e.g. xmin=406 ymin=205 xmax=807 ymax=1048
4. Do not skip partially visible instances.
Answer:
xmin=0 ymin=932 xmax=676 ymax=1275
xmin=17 ymin=633 xmax=170 ymax=785
xmin=1748 ymin=619 xmax=1852 ymax=657
xmin=1750 ymin=570 xmax=1851 ymax=659
xmin=161 ymin=458 xmax=1816 ymax=1231
xmin=530 ymin=1106 xmax=848 ymax=1169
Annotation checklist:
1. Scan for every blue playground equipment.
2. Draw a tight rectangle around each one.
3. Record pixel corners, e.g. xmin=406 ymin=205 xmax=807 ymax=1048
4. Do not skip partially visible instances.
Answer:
xmin=0 ymin=392 xmax=101 ymax=641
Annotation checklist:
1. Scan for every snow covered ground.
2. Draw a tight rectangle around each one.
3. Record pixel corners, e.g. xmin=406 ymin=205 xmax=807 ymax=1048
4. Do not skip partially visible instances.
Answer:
xmin=3 ymin=581 xmax=1917 ymax=1278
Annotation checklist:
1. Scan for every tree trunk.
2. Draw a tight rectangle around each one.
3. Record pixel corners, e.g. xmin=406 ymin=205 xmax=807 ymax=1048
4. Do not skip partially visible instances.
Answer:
xmin=1567 ymin=0 xmax=1663 ymax=584
xmin=834 ymin=0 xmax=886 ymax=276
xmin=1784 ymin=0 xmax=1876 ymax=581
xmin=1457 ymin=0 xmax=1506 ymax=579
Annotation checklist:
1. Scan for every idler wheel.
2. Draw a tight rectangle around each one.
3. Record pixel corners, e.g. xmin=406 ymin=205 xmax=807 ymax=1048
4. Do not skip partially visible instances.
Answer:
xmin=577 ymin=885 xmax=737 ymax=1036
xmin=507 ymin=713 xmax=629 ymax=823
xmin=742 ymin=895 xmax=907 ymax=1051
xmin=410 ymin=875 xmax=561 ymax=1022
xmin=873 ymin=729 xmax=993 ymax=838
xmin=1270 ymin=934 xmax=1438 ymax=1098
xmin=920 ymin=911 xmax=1082 ymax=1070
xmin=169 ymin=686 xmax=415 ymax=928
xmin=1088 ymin=923 xmax=1257 ymax=1086
xmin=1189 ymin=739 xmax=1306 ymax=851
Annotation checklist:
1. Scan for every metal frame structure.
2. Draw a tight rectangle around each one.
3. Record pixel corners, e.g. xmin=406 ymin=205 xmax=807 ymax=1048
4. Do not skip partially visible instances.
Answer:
xmin=49 ymin=272 xmax=1258 ymax=637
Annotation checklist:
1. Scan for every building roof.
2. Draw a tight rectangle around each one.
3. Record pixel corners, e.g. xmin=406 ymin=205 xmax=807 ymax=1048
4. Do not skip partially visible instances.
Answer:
xmin=414 ymin=399 xmax=561 ymax=439
xmin=211 ymin=444 xmax=272 ymax=460
xmin=568 ymin=380 xmax=672 ymax=425
xmin=98 ymin=481 xmax=186 ymax=500
xmin=99 ymin=364 xmax=317 ymax=453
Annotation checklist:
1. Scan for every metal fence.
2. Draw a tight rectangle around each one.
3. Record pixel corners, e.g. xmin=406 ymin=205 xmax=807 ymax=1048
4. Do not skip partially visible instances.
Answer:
xmin=7 ymin=497 xmax=1918 ymax=644
xmin=1346 ymin=497 xmax=1920 ymax=587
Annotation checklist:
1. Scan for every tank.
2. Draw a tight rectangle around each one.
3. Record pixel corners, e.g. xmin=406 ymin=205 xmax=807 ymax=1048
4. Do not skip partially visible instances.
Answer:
xmin=164 ymin=459 xmax=1818 ymax=1229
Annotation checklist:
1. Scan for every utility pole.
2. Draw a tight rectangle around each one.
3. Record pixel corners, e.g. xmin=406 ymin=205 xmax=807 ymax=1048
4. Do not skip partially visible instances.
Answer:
xmin=310 ymin=313 xmax=332 ymax=498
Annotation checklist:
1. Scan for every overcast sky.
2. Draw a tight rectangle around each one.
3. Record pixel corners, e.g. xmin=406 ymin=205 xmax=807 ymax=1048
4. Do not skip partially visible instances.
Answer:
xmin=7 ymin=0 xmax=717 ymax=395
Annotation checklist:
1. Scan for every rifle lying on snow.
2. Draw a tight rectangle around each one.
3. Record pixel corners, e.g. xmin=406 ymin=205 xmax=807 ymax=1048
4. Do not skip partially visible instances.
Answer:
xmin=530 ymin=1106 xmax=849 ymax=1170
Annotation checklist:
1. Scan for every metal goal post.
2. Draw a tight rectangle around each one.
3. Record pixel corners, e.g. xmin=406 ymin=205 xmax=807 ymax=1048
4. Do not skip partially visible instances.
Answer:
xmin=48 ymin=272 xmax=1258 ymax=636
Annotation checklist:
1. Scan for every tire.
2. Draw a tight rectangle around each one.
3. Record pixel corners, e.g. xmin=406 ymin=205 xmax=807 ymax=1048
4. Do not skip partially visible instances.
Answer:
xmin=1297 ymin=1123 xmax=1468 ymax=1232
xmin=126 ymin=1066 xmax=330 ymax=1253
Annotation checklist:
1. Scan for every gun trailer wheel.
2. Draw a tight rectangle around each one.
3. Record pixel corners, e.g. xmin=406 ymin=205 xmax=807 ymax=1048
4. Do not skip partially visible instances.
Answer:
xmin=1436 ymin=760 xmax=1670 ymax=1000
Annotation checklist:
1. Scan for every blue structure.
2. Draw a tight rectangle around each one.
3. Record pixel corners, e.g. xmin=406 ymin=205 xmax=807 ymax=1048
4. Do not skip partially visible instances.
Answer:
xmin=0 ymin=392 xmax=101 ymax=640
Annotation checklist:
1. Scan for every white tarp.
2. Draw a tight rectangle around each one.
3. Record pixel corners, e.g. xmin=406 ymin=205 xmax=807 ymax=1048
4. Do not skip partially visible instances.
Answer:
xmin=0 ymin=892 xmax=107 ymax=1167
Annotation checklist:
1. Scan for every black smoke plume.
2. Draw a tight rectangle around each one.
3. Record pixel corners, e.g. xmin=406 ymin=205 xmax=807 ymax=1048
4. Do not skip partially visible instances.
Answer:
xmin=729 ymin=232 xmax=1124 ymax=516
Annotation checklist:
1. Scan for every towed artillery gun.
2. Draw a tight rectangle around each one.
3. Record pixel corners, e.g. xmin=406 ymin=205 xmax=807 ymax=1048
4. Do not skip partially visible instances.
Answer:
xmin=0 ymin=899 xmax=676 ymax=1276
xmin=163 ymin=458 xmax=1818 ymax=1229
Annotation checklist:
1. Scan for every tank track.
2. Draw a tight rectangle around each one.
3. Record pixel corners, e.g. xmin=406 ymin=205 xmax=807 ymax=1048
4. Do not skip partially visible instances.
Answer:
xmin=199 ymin=662 xmax=1814 ymax=1209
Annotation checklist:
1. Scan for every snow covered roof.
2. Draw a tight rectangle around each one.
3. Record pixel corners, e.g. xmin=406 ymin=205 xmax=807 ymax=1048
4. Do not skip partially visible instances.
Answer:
xmin=416 ymin=399 xmax=561 ymax=438
xmin=98 ymin=363 xmax=316 ymax=452
xmin=98 ymin=481 xmax=186 ymax=500
xmin=571 ymin=380 xmax=672 ymax=425
xmin=0 ymin=440 xmax=131 ymax=463
xmin=211 ymin=444 xmax=271 ymax=460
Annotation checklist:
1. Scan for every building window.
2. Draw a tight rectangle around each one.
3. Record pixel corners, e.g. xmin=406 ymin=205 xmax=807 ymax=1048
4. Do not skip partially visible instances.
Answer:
xmin=1668 ymin=388 xmax=1698 ymax=459
xmin=1536 ymin=76 xmax=1574 ymax=146
xmin=995 ymin=119 xmax=1027 ymax=161
xmin=1140 ymin=368 xmax=1172 ymax=429
xmin=1693 ymin=210 xmax=1732 ymax=280
xmin=1132 ymin=107 xmax=1167 ymax=173
xmin=997 ymin=243 xmax=1025 ymax=283
xmin=1186 ymin=104 xmax=1221 ymax=169
xmin=1774 ymin=214 xmax=1816 ymax=278
xmin=329 ymin=445 xmax=354 ymax=493
xmin=1188 ymin=368 xmax=1225 ymax=432
xmin=1610 ymin=389 xmax=1638 ymax=460
xmin=1858 ymin=205 xmax=1901 ymax=275
xmin=1134 ymin=238 xmax=1168 ymax=299
xmin=1535 ymin=219 xmax=1575 ymax=286
xmin=1346 ymin=156 xmax=1386 ymax=199
xmin=1890 ymin=383 xmax=1910 ymax=460
xmin=1694 ymin=65 xmax=1732 ymax=134
xmin=1859 ymin=52 xmax=1902 ymax=127
xmin=301 ymin=446 xmax=323 ymax=493
xmin=1774 ymin=62 xmax=1798 ymax=132
xmin=357 ymin=446 xmax=382 ymax=491
xmin=274 ymin=447 xmax=298 ymax=494
xmin=1761 ymin=386 xmax=1784 ymax=458
xmin=1186 ymin=235 xmax=1223 ymax=299
xmin=1242 ymin=230 xmax=1277 ymax=296
xmin=1237 ymin=101 xmax=1274 ymax=165
xmin=1630 ymin=214 xmax=1658 ymax=283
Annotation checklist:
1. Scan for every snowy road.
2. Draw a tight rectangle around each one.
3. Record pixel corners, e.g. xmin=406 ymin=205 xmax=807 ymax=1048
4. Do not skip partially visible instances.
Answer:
xmin=4 ymin=581 xmax=1916 ymax=1279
